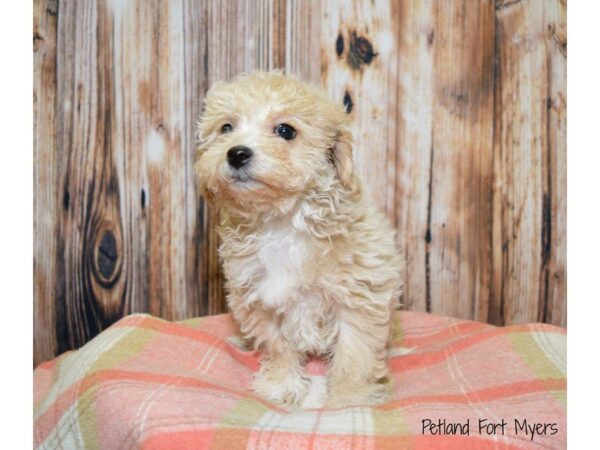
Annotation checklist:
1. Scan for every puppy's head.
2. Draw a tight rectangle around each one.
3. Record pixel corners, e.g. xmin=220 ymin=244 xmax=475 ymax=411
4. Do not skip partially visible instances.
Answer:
xmin=195 ymin=71 xmax=355 ymax=213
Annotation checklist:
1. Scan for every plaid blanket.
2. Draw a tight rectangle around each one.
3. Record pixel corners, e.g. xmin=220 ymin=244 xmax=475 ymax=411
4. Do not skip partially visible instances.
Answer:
xmin=34 ymin=312 xmax=566 ymax=449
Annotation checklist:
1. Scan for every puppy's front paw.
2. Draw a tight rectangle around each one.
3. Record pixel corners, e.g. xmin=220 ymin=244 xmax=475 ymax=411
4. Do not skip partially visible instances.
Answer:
xmin=326 ymin=379 xmax=393 ymax=408
xmin=252 ymin=370 xmax=311 ymax=407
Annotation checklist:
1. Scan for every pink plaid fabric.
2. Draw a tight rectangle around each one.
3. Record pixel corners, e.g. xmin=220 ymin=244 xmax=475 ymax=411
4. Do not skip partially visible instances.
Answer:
xmin=34 ymin=311 xmax=566 ymax=449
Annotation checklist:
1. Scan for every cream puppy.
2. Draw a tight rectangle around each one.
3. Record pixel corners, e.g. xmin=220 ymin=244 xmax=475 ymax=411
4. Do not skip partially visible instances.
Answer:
xmin=195 ymin=71 xmax=403 ymax=408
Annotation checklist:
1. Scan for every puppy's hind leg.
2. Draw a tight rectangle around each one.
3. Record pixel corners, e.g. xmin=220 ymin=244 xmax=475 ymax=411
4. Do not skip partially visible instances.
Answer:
xmin=326 ymin=308 xmax=393 ymax=408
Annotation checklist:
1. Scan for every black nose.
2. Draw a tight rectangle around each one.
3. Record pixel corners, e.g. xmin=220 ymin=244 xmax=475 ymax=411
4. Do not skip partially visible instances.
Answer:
xmin=227 ymin=145 xmax=253 ymax=169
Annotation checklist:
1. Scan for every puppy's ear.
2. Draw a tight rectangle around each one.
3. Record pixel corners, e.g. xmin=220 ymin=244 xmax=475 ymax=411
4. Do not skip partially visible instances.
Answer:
xmin=330 ymin=125 xmax=357 ymax=190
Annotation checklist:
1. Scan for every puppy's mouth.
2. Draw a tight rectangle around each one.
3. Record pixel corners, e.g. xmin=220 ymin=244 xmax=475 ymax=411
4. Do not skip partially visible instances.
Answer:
xmin=227 ymin=171 xmax=264 ymax=189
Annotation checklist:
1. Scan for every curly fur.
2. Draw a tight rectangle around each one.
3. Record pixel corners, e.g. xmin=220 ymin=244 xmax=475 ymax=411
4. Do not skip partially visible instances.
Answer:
xmin=194 ymin=71 xmax=404 ymax=408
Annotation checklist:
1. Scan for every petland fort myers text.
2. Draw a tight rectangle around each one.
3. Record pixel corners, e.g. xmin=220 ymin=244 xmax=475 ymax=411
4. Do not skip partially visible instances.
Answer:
xmin=421 ymin=418 xmax=558 ymax=441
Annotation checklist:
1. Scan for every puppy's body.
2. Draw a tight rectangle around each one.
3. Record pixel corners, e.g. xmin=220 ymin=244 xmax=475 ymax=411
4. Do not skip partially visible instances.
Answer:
xmin=195 ymin=72 xmax=403 ymax=407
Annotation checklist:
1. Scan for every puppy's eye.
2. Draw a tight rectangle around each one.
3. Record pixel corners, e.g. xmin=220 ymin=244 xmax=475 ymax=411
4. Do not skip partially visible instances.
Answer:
xmin=274 ymin=123 xmax=296 ymax=140
xmin=221 ymin=123 xmax=233 ymax=134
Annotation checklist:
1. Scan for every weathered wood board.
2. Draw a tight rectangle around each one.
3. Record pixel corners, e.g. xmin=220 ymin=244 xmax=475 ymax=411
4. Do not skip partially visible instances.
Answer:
xmin=33 ymin=0 xmax=567 ymax=365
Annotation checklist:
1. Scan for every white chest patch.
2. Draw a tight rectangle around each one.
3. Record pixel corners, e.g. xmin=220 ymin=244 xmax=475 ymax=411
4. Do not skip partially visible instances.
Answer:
xmin=255 ymin=220 xmax=309 ymax=308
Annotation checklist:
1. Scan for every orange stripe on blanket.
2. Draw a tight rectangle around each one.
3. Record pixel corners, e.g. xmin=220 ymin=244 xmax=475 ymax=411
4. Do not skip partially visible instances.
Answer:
xmin=399 ymin=322 xmax=490 ymax=347
xmin=34 ymin=360 xmax=58 ymax=371
xmin=380 ymin=378 xmax=566 ymax=410
xmin=140 ymin=429 xmax=217 ymax=450
xmin=390 ymin=327 xmax=527 ymax=373
xmin=136 ymin=317 xmax=226 ymax=346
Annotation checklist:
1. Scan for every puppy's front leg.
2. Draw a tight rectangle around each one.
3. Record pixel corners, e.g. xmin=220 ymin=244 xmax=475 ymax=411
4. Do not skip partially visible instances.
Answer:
xmin=252 ymin=341 xmax=310 ymax=407
xmin=326 ymin=309 xmax=393 ymax=407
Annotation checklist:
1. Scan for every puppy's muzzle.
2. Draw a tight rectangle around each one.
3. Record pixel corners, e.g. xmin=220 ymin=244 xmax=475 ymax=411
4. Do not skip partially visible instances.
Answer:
xmin=227 ymin=145 xmax=253 ymax=169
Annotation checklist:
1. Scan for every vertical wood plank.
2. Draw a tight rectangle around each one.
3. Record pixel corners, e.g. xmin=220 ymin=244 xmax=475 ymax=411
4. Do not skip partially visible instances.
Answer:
xmin=107 ymin=0 xmax=207 ymax=321
xmin=320 ymin=0 xmax=400 ymax=214
xmin=494 ymin=0 xmax=543 ymax=325
xmin=544 ymin=0 xmax=566 ymax=327
xmin=33 ymin=0 xmax=59 ymax=366
xmin=109 ymin=0 xmax=151 ymax=321
xmin=285 ymin=0 xmax=321 ymax=82
xmin=428 ymin=0 xmax=495 ymax=320
xmin=391 ymin=0 xmax=435 ymax=312
xmin=141 ymin=0 xmax=202 ymax=320
xmin=182 ymin=0 xmax=209 ymax=317
xmin=53 ymin=0 xmax=130 ymax=351
xmin=493 ymin=0 xmax=566 ymax=326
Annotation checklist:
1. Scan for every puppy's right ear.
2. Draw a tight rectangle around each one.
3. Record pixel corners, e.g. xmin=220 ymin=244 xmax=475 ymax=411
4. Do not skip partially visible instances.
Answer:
xmin=330 ymin=125 xmax=358 ymax=191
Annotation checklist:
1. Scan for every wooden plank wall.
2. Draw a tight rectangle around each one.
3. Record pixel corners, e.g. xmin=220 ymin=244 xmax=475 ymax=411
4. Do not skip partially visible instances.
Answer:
xmin=33 ymin=0 xmax=566 ymax=365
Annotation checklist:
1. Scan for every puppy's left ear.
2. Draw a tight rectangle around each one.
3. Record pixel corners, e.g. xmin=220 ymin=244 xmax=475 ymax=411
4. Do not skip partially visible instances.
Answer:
xmin=330 ymin=125 xmax=357 ymax=191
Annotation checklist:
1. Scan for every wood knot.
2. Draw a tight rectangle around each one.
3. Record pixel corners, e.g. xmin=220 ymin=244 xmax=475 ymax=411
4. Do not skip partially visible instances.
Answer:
xmin=46 ymin=0 xmax=58 ymax=16
xmin=335 ymin=33 xmax=344 ymax=57
xmin=343 ymin=90 xmax=353 ymax=113
xmin=427 ymin=30 xmax=435 ymax=46
xmin=495 ymin=0 xmax=521 ymax=11
xmin=92 ymin=226 xmax=122 ymax=287
xmin=33 ymin=31 xmax=45 ymax=50
xmin=548 ymin=23 xmax=567 ymax=57
xmin=347 ymin=31 xmax=377 ymax=70
xmin=62 ymin=191 xmax=70 ymax=210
